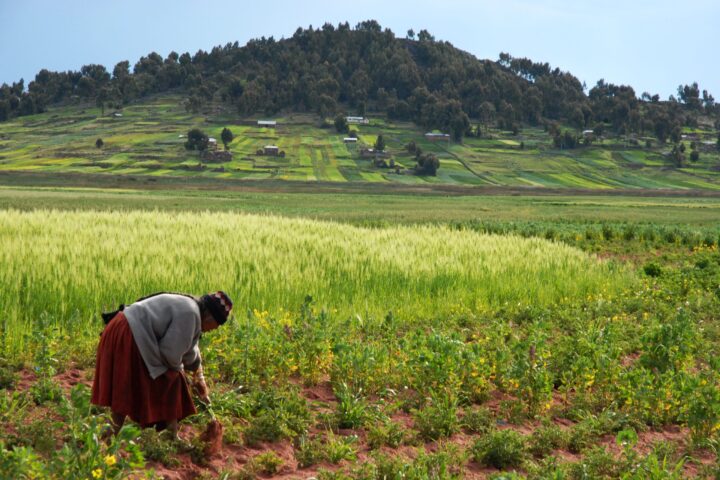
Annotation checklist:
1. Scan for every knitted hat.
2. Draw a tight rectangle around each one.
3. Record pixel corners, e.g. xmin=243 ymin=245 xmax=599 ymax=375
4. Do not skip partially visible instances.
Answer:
xmin=202 ymin=291 xmax=233 ymax=325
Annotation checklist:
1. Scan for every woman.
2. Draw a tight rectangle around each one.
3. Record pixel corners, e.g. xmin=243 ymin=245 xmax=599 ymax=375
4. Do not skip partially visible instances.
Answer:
xmin=91 ymin=291 xmax=233 ymax=439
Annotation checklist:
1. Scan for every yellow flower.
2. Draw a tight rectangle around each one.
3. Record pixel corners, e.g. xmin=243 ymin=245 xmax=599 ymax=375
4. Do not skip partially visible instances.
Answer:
xmin=104 ymin=454 xmax=116 ymax=467
xmin=92 ymin=468 xmax=103 ymax=479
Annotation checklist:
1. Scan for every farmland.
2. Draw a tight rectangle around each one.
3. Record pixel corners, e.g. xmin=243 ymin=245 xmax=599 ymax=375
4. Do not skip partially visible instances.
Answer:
xmin=0 ymin=187 xmax=719 ymax=478
xmin=1 ymin=94 xmax=719 ymax=190
xmin=2 ymin=89 xmax=720 ymax=480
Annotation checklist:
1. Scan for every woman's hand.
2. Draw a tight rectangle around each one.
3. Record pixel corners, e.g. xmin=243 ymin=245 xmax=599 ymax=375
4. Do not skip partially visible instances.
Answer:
xmin=193 ymin=378 xmax=210 ymax=404
xmin=191 ymin=366 xmax=210 ymax=404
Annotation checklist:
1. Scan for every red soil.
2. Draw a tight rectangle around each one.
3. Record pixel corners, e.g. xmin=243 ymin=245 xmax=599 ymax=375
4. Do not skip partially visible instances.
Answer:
xmin=6 ymin=368 xmax=717 ymax=479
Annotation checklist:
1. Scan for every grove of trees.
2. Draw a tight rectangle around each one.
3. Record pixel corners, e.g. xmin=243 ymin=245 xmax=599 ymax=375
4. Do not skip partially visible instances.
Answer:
xmin=1 ymin=21 xmax=718 ymax=145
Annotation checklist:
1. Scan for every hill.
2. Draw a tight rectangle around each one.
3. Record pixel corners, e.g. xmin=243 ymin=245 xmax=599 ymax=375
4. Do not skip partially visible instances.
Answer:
xmin=1 ymin=20 xmax=719 ymax=190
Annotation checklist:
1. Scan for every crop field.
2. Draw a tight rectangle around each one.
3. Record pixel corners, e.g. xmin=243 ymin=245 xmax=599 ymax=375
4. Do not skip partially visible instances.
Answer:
xmin=1 ymin=188 xmax=720 ymax=478
xmin=1 ymin=95 xmax=719 ymax=190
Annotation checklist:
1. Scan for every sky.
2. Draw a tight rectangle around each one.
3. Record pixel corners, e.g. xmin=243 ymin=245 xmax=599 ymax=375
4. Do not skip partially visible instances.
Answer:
xmin=1 ymin=0 xmax=718 ymax=99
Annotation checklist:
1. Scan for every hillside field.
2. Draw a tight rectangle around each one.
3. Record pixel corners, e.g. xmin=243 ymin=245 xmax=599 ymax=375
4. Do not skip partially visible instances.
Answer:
xmin=1 ymin=94 xmax=719 ymax=190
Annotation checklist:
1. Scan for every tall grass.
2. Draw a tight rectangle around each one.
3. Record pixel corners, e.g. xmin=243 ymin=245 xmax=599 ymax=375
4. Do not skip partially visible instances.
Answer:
xmin=0 ymin=209 xmax=633 ymax=354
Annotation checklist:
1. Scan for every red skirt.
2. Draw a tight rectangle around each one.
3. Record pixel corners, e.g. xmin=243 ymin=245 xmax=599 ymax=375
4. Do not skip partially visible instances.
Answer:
xmin=91 ymin=312 xmax=197 ymax=428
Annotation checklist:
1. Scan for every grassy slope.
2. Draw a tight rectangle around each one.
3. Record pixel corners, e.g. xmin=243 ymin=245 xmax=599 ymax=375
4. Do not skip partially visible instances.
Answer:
xmin=1 ymin=94 xmax=719 ymax=190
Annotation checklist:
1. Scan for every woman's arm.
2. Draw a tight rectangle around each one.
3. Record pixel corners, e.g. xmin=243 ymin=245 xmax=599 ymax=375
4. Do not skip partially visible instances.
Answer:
xmin=191 ymin=361 xmax=210 ymax=403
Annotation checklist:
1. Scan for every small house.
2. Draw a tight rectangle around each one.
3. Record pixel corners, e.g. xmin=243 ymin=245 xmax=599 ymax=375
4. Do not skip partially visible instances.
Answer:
xmin=343 ymin=137 xmax=358 ymax=144
xmin=582 ymin=130 xmax=594 ymax=137
xmin=360 ymin=148 xmax=390 ymax=159
xmin=346 ymin=116 xmax=369 ymax=125
xmin=424 ymin=133 xmax=450 ymax=142
xmin=208 ymin=138 xmax=218 ymax=151
xmin=360 ymin=148 xmax=375 ymax=158
xmin=263 ymin=145 xmax=280 ymax=156
xmin=112 ymin=112 xmax=123 ymax=117
xmin=258 ymin=120 xmax=277 ymax=128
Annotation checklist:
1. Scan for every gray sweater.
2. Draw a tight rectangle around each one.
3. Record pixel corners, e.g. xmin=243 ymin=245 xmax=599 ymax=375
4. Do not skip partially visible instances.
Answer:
xmin=124 ymin=294 xmax=202 ymax=379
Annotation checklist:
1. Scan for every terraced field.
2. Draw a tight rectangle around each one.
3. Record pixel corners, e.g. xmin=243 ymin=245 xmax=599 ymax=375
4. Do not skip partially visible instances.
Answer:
xmin=1 ymin=95 xmax=719 ymax=189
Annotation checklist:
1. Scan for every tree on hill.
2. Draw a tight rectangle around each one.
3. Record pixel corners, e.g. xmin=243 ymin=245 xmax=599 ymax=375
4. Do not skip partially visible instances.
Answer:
xmin=95 ymin=138 xmax=104 ymax=149
xmin=220 ymin=127 xmax=234 ymax=150
xmin=553 ymin=130 xmax=578 ymax=149
xmin=415 ymin=153 xmax=439 ymax=176
xmin=334 ymin=115 xmax=349 ymax=134
xmin=678 ymin=83 xmax=701 ymax=110
xmin=185 ymin=128 xmax=209 ymax=151
xmin=669 ymin=144 xmax=685 ymax=168
xmin=374 ymin=134 xmax=385 ymax=152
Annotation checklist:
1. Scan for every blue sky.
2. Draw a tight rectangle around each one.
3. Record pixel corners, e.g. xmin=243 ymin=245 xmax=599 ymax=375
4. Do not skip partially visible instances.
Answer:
xmin=1 ymin=0 xmax=718 ymax=98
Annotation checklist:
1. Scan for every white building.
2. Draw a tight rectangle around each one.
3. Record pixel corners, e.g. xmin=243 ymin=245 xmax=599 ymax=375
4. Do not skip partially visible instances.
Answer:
xmin=346 ymin=116 xmax=369 ymax=124
xmin=263 ymin=145 xmax=280 ymax=155
xmin=424 ymin=133 xmax=451 ymax=142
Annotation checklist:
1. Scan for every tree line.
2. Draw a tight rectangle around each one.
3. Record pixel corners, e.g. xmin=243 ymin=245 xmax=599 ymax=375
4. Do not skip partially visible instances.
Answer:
xmin=1 ymin=20 xmax=717 ymax=144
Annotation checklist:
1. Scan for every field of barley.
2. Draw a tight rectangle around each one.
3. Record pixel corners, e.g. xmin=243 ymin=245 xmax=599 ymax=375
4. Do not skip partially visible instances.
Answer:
xmin=0 ymin=209 xmax=629 ymax=356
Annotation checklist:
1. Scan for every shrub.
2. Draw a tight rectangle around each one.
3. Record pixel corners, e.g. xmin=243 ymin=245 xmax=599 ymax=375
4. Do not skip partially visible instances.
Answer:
xmin=413 ymin=392 xmax=459 ymax=441
xmin=567 ymin=419 xmax=601 ymax=454
xmin=409 ymin=443 xmax=466 ymax=478
xmin=243 ymin=387 xmax=311 ymax=446
xmin=252 ymin=451 xmax=284 ymax=475
xmin=528 ymin=424 xmax=568 ymax=457
xmin=367 ymin=419 xmax=406 ymax=449
xmin=566 ymin=446 xmax=622 ymax=478
xmin=293 ymin=437 xmax=322 ymax=468
xmin=643 ymin=262 xmax=663 ymax=277
xmin=460 ymin=407 xmax=494 ymax=434
xmin=471 ymin=430 xmax=527 ymax=469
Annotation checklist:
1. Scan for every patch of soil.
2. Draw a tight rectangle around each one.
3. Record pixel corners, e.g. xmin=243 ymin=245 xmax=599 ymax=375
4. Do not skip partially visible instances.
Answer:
xmin=8 ymin=369 xmax=717 ymax=479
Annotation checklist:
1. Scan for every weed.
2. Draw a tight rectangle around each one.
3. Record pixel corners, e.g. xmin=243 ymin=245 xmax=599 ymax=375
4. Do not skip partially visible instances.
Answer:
xmin=251 ymin=451 xmax=284 ymax=475
xmin=335 ymin=382 xmax=369 ymax=429
xmin=460 ymin=406 xmax=495 ymax=434
xmin=138 ymin=429 xmax=180 ymax=467
xmin=325 ymin=432 xmax=358 ymax=463
xmin=471 ymin=429 xmax=527 ymax=469
xmin=528 ymin=423 xmax=568 ymax=457
xmin=0 ymin=357 xmax=17 ymax=389
xmin=413 ymin=391 xmax=459 ymax=441
xmin=367 ymin=419 xmax=406 ymax=449
xmin=294 ymin=435 xmax=326 ymax=468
